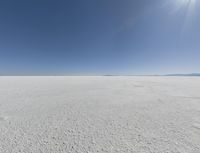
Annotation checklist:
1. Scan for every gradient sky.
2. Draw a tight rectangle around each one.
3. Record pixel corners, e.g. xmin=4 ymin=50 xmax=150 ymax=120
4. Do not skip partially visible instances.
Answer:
xmin=0 ymin=0 xmax=200 ymax=75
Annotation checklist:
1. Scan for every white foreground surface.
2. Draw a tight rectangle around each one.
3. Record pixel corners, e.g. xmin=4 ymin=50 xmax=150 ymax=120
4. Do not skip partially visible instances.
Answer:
xmin=0 ymin=76 xmax=200 ymax=153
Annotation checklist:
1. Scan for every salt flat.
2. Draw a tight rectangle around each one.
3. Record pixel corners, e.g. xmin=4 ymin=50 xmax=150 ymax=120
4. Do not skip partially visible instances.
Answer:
xmin=0 ymin=76 xmax=200 ymax=153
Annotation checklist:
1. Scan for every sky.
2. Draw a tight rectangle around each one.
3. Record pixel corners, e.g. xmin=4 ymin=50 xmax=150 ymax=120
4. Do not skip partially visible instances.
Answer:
xmin=0 ymin=0 xmax=200 ymax=75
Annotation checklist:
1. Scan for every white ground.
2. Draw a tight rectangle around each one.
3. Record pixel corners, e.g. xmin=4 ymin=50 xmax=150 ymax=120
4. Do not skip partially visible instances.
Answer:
xmin=0 ymin=76 xmax=200 ymax=153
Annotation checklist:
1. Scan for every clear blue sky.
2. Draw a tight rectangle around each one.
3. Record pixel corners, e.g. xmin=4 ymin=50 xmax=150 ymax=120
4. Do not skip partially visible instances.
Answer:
xmin=0 ymin=0 xmax=199 ymax=75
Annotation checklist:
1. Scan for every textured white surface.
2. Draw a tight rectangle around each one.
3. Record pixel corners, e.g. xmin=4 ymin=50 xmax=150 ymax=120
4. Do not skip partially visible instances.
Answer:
xmin=0 ymin=76 xmax=200 ymax=153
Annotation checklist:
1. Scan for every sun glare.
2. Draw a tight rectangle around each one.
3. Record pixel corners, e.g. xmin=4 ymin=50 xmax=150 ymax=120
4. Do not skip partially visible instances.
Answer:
xmin=174 ymin=0 xmax=197 ymax=37
xmin=173 ymin=0 xmax=196 ymax=19
xmin=177 ymin=0 xmax=195 ymax=4
xmin=175 ymin=0 xmax=196 ymax=9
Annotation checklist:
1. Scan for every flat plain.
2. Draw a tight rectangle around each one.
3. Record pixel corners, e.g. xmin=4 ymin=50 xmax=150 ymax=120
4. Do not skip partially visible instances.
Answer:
xmin=0 ymin=76 xmax=200 ymax=153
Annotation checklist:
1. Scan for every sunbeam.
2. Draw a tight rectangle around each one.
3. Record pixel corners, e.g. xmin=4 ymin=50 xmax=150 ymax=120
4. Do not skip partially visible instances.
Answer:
xmin=180 ymin=0 xmax=196 ymax=34
xmin=175 ymin=0 xmax=196 ymax=13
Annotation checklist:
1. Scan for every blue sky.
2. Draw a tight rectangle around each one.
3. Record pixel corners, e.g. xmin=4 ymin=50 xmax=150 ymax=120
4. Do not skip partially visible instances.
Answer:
xmin=0 ymin=0 xmax=199 ymax=75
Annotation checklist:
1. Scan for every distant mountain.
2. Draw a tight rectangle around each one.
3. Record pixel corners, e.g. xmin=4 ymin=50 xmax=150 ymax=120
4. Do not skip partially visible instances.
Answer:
xmin=165 ymin=73 xmax=200 ymax=76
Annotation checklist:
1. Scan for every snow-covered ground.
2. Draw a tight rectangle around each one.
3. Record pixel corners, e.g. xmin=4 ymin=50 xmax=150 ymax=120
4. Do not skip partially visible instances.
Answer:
xmin=0 ymin=76 xmax=200 ymax=153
